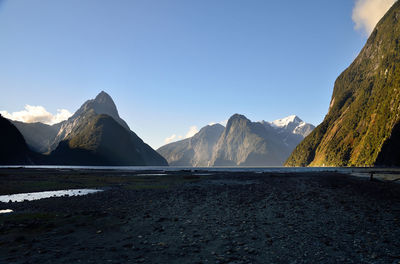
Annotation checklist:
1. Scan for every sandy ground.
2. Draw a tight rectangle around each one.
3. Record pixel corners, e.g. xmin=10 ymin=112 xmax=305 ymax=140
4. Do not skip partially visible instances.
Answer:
xmin=0 ymin=169 xmax=400 ymax=263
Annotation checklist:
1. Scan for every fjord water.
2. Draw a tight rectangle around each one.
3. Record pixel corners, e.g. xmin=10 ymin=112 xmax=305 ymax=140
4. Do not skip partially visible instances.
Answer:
xmin=2 ymin=165 xmax=400 ymax=177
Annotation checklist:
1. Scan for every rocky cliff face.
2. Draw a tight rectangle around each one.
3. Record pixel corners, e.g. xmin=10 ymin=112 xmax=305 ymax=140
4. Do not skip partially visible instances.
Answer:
xmin=157 ymin=124 xmax=224 ymax=166
xmin=158 ymin=114 xmax=314 ymax=167
xmin=286 ymin=2 xmax=400 ymax=166
xmin=210 ymin=114 xmax=291 ymax=166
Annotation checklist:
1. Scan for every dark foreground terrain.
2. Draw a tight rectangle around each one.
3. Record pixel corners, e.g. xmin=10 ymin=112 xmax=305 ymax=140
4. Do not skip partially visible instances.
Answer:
xmin=0 ymin=169 xmax=400 ymax=263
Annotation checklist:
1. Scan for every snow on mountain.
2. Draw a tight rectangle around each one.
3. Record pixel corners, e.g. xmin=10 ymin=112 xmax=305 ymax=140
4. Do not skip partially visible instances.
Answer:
xmin=271 ymin=115 xmax=302 ymax=129
xmin=262 ymin=115 xmax=315 ymax=138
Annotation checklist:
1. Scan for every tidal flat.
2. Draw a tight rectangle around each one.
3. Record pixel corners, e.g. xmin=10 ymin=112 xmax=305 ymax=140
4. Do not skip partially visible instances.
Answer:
xmin=0 ymin=168 xmax=400 ymax=263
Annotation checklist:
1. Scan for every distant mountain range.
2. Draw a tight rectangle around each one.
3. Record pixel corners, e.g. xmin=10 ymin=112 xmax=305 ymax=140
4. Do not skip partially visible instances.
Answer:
xmin=4 ymin=91 xmax=168 ymax=166
xmin=5 ymin=0 xmax=400 ymax=171
xmin=157 ymin=124 xmax=225 ymax=166
xmin=158 ymin=114 xmax=314 ymax=166
xmin=286 ymin=2 xmax=400 ymax=167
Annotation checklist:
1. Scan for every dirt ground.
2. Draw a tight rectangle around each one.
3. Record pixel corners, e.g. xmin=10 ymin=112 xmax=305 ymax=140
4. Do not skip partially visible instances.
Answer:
xmin=0 ymin=168 xmax=400 ymax=264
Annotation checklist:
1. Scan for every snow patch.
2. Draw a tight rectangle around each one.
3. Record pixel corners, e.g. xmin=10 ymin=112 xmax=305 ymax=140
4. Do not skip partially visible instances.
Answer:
xmin=271 ymin=115 xmax=301 ymax=128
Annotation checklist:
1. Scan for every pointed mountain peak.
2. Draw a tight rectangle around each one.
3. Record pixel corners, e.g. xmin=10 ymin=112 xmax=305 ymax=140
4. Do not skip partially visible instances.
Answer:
xmin=71 ymin=91 xmax=130 ymax=130
xmin=94 ymin=91 xmax=116 ymax=107
xmin=94 ymin=91 xmax=114 ymax=103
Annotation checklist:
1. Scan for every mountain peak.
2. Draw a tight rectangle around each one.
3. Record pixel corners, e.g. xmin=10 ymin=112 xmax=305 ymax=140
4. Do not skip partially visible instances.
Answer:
xmin=225 ymin=114 xmax=250 ymax=131
xmin=198 ymin=123 xmax=225 ymax=136
xmin=94 ymin=91 xmax=113 ymax=103
xmin=271 ymin=115 xmax=302 ymax=128
xmin=70 ymin=91 xmax=130 ymax=131
xmin=228 ymin=114 xmax=249 ymax=122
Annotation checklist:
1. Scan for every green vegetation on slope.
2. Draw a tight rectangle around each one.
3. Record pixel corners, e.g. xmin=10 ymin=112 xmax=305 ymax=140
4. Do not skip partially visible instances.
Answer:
xmin=286 ymin=2 xmax=400 ymax=167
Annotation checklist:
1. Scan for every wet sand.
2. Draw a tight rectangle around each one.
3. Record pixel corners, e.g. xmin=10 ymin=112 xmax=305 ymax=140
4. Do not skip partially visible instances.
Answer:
xmin=0 ymin=168 xmax=400 ymax=263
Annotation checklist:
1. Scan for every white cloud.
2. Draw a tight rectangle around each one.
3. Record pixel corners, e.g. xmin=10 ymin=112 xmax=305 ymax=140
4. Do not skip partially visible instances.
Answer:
xmin=163 ymin=125 xmax=199 ymax=145
xmin=352 ymin=0 xmax=396 ymax=35
xmin=185 ymin=126 xmax=198 ymax=138
xmin=0 ymin=105 xmax=72 ymax=125
xmin=164 ymin=134 xmax=177 ymax=144
xmin=209 ymin=120 xmax=228 ymax=126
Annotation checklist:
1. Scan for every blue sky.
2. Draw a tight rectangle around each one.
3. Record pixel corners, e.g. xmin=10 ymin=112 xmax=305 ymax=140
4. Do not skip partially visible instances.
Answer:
xmin=0 ymin=0 xmax=395 ymax=148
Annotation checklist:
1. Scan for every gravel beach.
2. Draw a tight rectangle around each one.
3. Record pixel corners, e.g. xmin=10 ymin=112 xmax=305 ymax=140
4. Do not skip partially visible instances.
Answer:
xmin=0 ymin=169 xmax=400 ymax=263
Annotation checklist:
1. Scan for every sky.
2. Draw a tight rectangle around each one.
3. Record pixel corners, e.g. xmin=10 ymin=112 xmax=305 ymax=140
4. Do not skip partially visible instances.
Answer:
xmin=0 ymin=0 xmax=396 ymax=149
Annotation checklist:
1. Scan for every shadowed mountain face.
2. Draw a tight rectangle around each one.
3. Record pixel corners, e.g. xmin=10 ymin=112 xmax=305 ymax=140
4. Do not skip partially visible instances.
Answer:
xmin=157 ymin=124 xmax=224 ymax=166
xmin=11 ymin=121 xmax=60 ymax=153
xmin=286 ymin=2 xmax=400 ymax=167
xmin=0 ymin=115 xmax=31 ymax=165
xmin=50 ymin=112 xmax=167 ymax=166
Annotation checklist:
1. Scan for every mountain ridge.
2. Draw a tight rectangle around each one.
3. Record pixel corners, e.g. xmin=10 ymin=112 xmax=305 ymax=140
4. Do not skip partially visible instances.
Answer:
xmin=158 ymin=114 xmax=314 ymax=167
xmin=157 ymin=124 xmax=224 ymax=166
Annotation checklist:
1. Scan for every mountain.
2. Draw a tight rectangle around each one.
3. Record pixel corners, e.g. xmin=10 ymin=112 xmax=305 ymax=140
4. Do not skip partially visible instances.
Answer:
xmin=210 ymin=114 xmax=293 ymax=166
xmin=48 ymin=91 xmax=168 ymax=166
xmin=49 ymin=91 xmax=129 ymax=152
xmin=260 ymin=115 xmax=315 ymax=152
xmin=11 ymin=121 xmax=61 ymax=153
xmin=70 ymin=91 xmax=130 ymax=130
xmin=269 ymin=115 xmax=314 ymax=138
xmin=0 ymin=115 xmax=32 ymax=165
xmin=12 ymin=91 xmax=130 ymax=155
xmin=9 ymin=91 xmax=167 ymax=166
xmin=286 ymin=2 xmax=400 ymax=167
xmin=157 ymin=124 xmax=224 ymax=166
xmin=50 ymin=112 xmax=167 ymax=166
xmin=157 ymin=114 xmax=314 ymax=167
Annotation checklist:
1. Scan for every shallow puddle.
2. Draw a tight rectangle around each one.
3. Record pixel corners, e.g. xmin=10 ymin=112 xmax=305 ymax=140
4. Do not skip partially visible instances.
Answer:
xmin=0 ymin=189 xmax=102 ymax=203
xmin=135 ymin=173 xmax=168 ymax=176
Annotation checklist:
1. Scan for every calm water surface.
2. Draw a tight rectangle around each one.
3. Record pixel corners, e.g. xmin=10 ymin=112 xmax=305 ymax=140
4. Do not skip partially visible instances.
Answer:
xmin=0 ymin=189 xmax=102 ymax=203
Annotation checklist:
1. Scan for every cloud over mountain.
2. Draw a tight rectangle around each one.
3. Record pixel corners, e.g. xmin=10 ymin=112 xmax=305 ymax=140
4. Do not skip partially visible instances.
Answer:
xmin=352 ymin=0 xmax=396 ymax=35
xmin=0 ymin=105 xmax=72 ymax=125
xmin=164 ymin=125 xmax=199 ymax=145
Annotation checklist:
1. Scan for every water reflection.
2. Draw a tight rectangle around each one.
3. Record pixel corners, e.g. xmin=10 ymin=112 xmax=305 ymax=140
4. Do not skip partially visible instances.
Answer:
xmin=135 ymin=173 xmax=168 ymax=176
xmin=0 ymin=189 xmax=102 ymax=203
